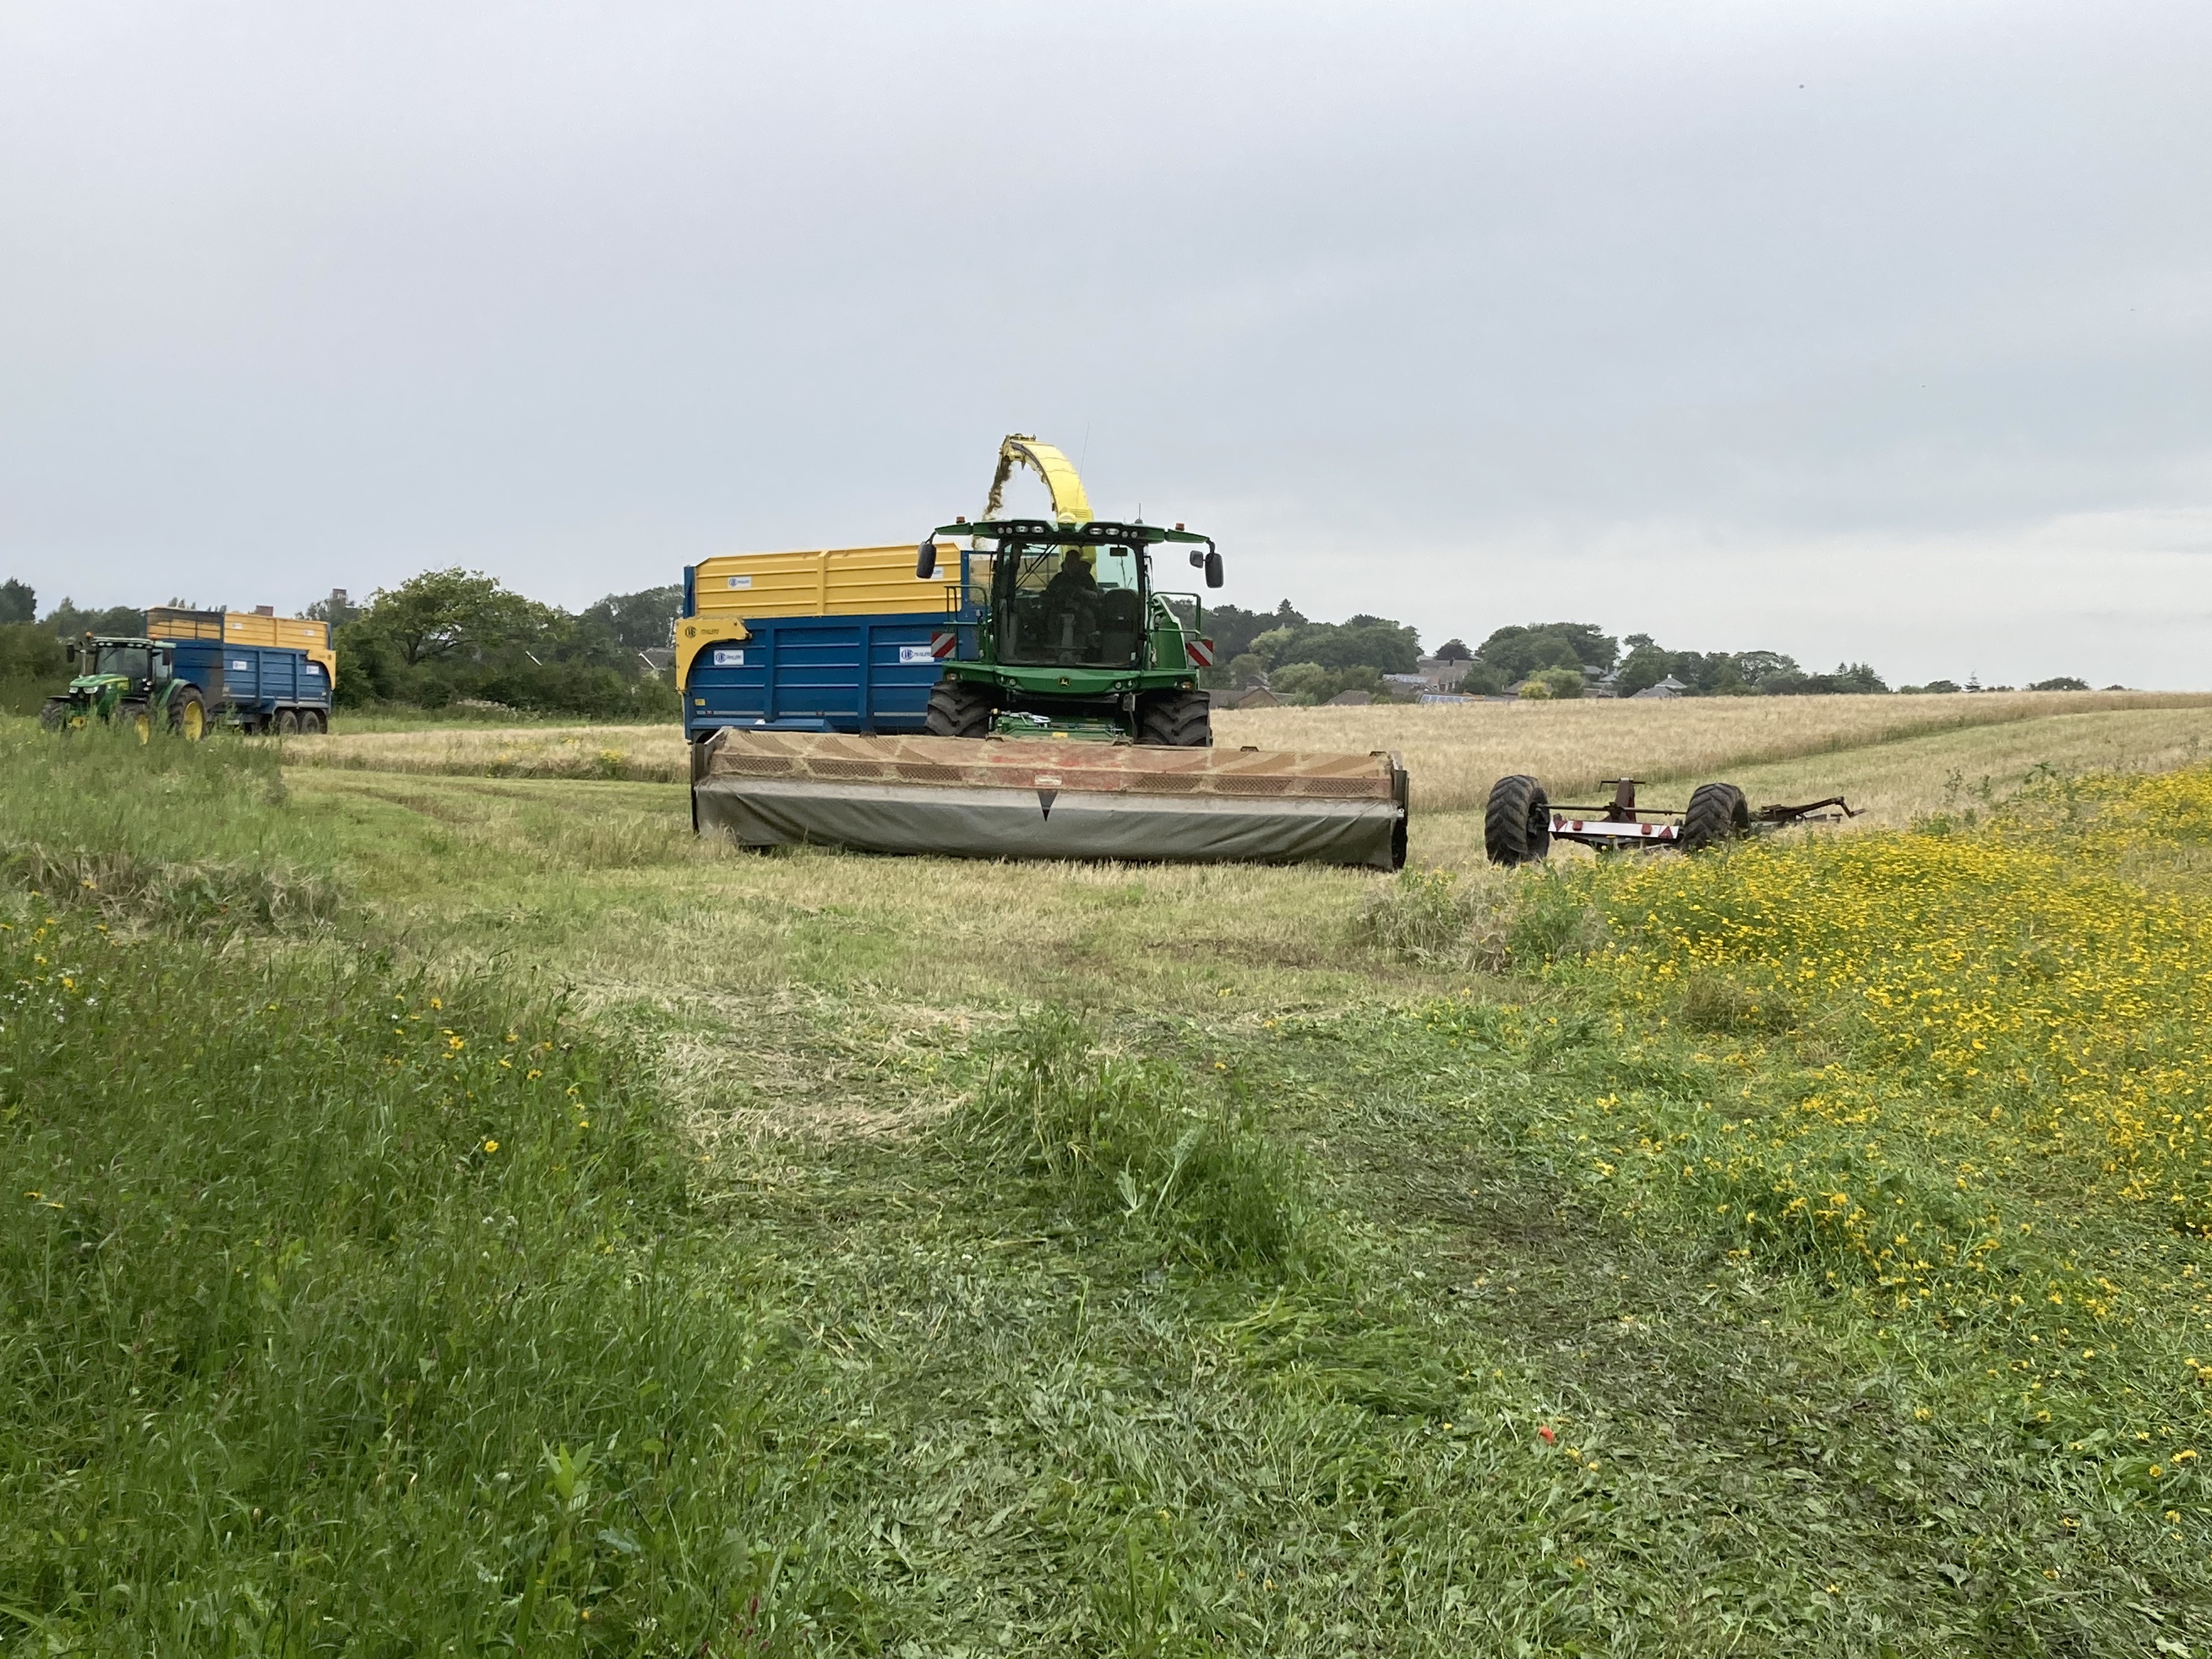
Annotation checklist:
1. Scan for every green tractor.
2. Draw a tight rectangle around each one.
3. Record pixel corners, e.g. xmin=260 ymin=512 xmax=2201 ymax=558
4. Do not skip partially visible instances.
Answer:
xmin=914 ymin=516 xmax=1223 ymax=745
xmin=40 ymin=636 xmax=208 ymax=741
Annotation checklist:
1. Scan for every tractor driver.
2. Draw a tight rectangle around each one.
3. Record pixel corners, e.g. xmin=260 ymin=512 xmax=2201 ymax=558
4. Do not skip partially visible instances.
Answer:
xmin=1040 ymin=546 xmax=1100 ymax=658
xmin=1043 ymin=546 xmax=1098 ymax=600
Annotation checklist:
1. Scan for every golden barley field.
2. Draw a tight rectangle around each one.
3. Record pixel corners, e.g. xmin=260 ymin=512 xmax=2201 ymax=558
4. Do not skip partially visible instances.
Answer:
xmin=1215 ymin=689 xmax=2212 ymax=811
xmin=284 ymin=690 xmax=2212 ymax=819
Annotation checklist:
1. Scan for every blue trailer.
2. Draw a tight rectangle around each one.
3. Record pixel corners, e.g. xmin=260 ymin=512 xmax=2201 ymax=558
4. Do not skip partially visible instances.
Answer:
xmin=145 ymin=608 xmax=336 ymax=733
xmin=676 ymin=543 xmax=972 ymax=740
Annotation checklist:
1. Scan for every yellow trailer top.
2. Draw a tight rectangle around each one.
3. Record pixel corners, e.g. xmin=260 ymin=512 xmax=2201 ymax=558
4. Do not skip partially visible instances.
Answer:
xmin=145 ymin=608 xmax=337 ymax=686
xmin=689 ymin=542 xmax=966 ymax=623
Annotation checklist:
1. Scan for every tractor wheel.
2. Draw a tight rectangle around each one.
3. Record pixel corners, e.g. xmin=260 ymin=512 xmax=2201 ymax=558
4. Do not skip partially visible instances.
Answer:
xmin=1484 ymin=774 xmax=1552 ymax=866
xmin=922 ymin=679 xmax=994 ymax=739
xmin=298 ymin=709 xmax=327 ymax=735
xmin=273 ymin=709 xmax=302 ymax=736
xmin=38 ymin=699 xmax=68 ymax=732
xmin=1136 ymin=690 xmax=1212 ymax=747
xmin=170 ymin=691 xmax=207 ymax=741
xmin=1680 ymin=782 xmax=1750 ymax=853
xmin=122 ymin=702 xmax=153 ymax=744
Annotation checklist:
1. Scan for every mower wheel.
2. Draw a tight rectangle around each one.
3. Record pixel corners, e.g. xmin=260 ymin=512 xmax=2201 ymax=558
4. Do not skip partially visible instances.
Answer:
xmin=1681 ymin=782 xmax=1750 ymax=852
xmin=1137 ymin=690 xmax=1212 ymax=747
xmin=1485 ymin=774 xmax=1551 ymax=866
xmin=170 ymin=691 xmax=207 ymax=741
xmin=922 ymin=679 xmax=994 ymax=739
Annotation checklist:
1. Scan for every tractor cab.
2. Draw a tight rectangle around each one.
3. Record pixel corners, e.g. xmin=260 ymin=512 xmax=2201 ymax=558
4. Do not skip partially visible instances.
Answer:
xmin=70 ymin=636 xmax=173 ymax=697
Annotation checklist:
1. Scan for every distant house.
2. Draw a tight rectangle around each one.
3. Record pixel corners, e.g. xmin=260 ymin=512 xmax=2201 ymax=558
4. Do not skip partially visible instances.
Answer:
xmin=1420 ymin=693 xmax=1472 ymax=705
xmin=1415 ymin=655 xmax=1469 ymax=691
xmin=1231 ymin=686 xmax=1283 ymax=709
xmin=1327 ymin=689 xmax=1373 ymax=706
xmin=1630 ymin=675 xmax=1688 ymax=699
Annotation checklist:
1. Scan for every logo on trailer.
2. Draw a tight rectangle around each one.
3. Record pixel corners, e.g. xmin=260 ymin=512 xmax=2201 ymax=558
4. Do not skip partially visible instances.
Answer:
xmin=1185 ymin=636 xmax=1217 ymax=669
xmin=897 ymin=645 xmax=935 ymax=665
xmin=930 ymin=631 xmax=959 ymax=660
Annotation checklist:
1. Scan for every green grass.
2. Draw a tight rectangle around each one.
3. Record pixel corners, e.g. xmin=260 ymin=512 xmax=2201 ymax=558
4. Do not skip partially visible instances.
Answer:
xmin=3 ymin=716 xmax=2211 ymax=1654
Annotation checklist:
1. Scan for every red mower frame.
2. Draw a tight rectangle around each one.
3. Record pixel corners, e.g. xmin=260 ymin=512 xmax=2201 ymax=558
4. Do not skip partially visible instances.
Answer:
xmin=1484 ymin=775 xmax=1857 ymax=867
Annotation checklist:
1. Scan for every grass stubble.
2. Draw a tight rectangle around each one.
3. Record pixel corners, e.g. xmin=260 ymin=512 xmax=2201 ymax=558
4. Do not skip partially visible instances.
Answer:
xmin=3 ymin=709 xmax=2211 ymax=1652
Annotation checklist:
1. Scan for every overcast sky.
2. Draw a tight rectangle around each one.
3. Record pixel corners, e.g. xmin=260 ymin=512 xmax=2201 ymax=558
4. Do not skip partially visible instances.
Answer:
xmin=4 ymin=1 xmax=2209 ymax=686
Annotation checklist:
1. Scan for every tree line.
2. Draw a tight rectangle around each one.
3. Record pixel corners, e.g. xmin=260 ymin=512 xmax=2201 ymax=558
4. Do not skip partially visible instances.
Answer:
xmin=1 ymin=571 xmax=2106 ymax=718
xmin=0 ymin=572 xmax=684 ymax=719
xmin=1200 ymin=605 xmax=2099 ymax=702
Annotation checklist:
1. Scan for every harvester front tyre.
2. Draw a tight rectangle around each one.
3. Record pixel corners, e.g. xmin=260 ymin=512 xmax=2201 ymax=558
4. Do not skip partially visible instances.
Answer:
xmin=922 ymin=680 xmax=994 ymax=739
xmin=1681 ymin=782 xmax=1750 ymax=853
xmin=1484 ymin=774 xmax=1551 ymax=866
xmin=170 ymin=692 xmax=207 ymax=741
xmin=1136 ymin=690 xmax=1212 ymax=747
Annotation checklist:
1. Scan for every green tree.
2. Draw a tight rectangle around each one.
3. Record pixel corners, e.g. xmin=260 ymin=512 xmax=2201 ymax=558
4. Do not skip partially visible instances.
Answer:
xmin=42 ymin=598 xmax=146 ymax=639
xmin=580 ymin=585 xmax=682 ymax=651
xmin=1473 ymin=623 xmax=1617 ymax=680
xmin=357 ymin=569 xmax=552 ymax=667
xmin=1268 ymin=662 xmax=1340 ymax=704
xmin=0 ymin=579 xmax=33 ymax=625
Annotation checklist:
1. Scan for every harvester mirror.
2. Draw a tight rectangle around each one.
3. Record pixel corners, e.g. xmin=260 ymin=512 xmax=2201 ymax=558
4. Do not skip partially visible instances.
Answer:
xmin=915 ymin=539 xmax=938 ymax=580
xmin=1204 ymin=549 xmax=1224 ymax=589
xmin=1188 ymin=550 xmax=1205 ymax=568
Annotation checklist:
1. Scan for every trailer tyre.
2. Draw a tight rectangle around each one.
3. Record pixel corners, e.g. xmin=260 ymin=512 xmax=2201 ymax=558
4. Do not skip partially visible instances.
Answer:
xmin=1137 ymin=690 xmax=1212 ymax=747
xmin=923 ymin=679 xmax=995 ymax=739
xmin=298 ymin=709 xmax=326 ymax=735
xmin=1485 ymin=774 xmax=1551 ymax=866
xmin=273 ymin=710 xmax=301 ymax=736
xmin=1681 ymin=782 xmax=1750 ymax=853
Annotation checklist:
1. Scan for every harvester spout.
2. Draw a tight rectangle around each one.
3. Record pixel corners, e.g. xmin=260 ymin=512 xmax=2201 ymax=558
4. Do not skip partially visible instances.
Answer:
xmin=984 ymin=435 xmax=1093 ymax=526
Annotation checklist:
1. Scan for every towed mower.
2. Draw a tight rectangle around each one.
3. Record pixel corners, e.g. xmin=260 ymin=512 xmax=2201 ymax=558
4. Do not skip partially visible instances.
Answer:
xmin=1483 ymin=775 xmax=1855 ymax=867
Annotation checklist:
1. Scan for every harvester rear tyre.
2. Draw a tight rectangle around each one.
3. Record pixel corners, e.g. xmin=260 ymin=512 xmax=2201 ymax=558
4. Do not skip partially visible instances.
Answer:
xmin=1484 ymin=774 xmax=1551 ymax=866
xmin=1136 ymin=690 xmax=1211 ymax=747
xmin=1681 ymin=782 xmax=1750 ymax=853
xmin=922 ymin=679 xmax=994 ymax=739
xmin=170 ymin=691 xmax=206 ymax=741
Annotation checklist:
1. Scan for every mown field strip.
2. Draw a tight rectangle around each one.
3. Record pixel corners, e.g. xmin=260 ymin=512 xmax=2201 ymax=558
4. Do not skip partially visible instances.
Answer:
xmin=279 ymin=690 xmax=2212 ymax=810
xmin=1218 ymin=689 xmax=2212 ymax=810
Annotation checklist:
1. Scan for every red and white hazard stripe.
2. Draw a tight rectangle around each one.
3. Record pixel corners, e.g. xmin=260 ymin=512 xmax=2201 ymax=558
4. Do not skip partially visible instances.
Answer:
xmin=1185 ymin=636 xmax=1217 ymax=669
xmin=930 ymin=631 xmax=958 ymax=660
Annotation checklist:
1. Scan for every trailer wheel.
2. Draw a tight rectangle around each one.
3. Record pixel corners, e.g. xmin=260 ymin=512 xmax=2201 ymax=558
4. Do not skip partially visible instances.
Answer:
xmin=1681 ymin=782 xmax=1750 ymax=852
xmin=298 ymin=709 xmax=326 ymax=735
xmin=273 ymin=709 xmax=301 ymax=736
xmin=1485 ymin=774 xmax=1551 ymax=866
xmin=1137 ymin=690 xmax=1212 ymax=747
xmin=923 ymin=679 xmax=995 ymax=739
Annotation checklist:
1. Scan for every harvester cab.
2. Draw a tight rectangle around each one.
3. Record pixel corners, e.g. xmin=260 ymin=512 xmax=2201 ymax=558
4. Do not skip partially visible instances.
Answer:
xmin=41 ymin=635 xmax=207 ymax=741
xmin=917 ymin=515 xmax=1221 ymax=745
